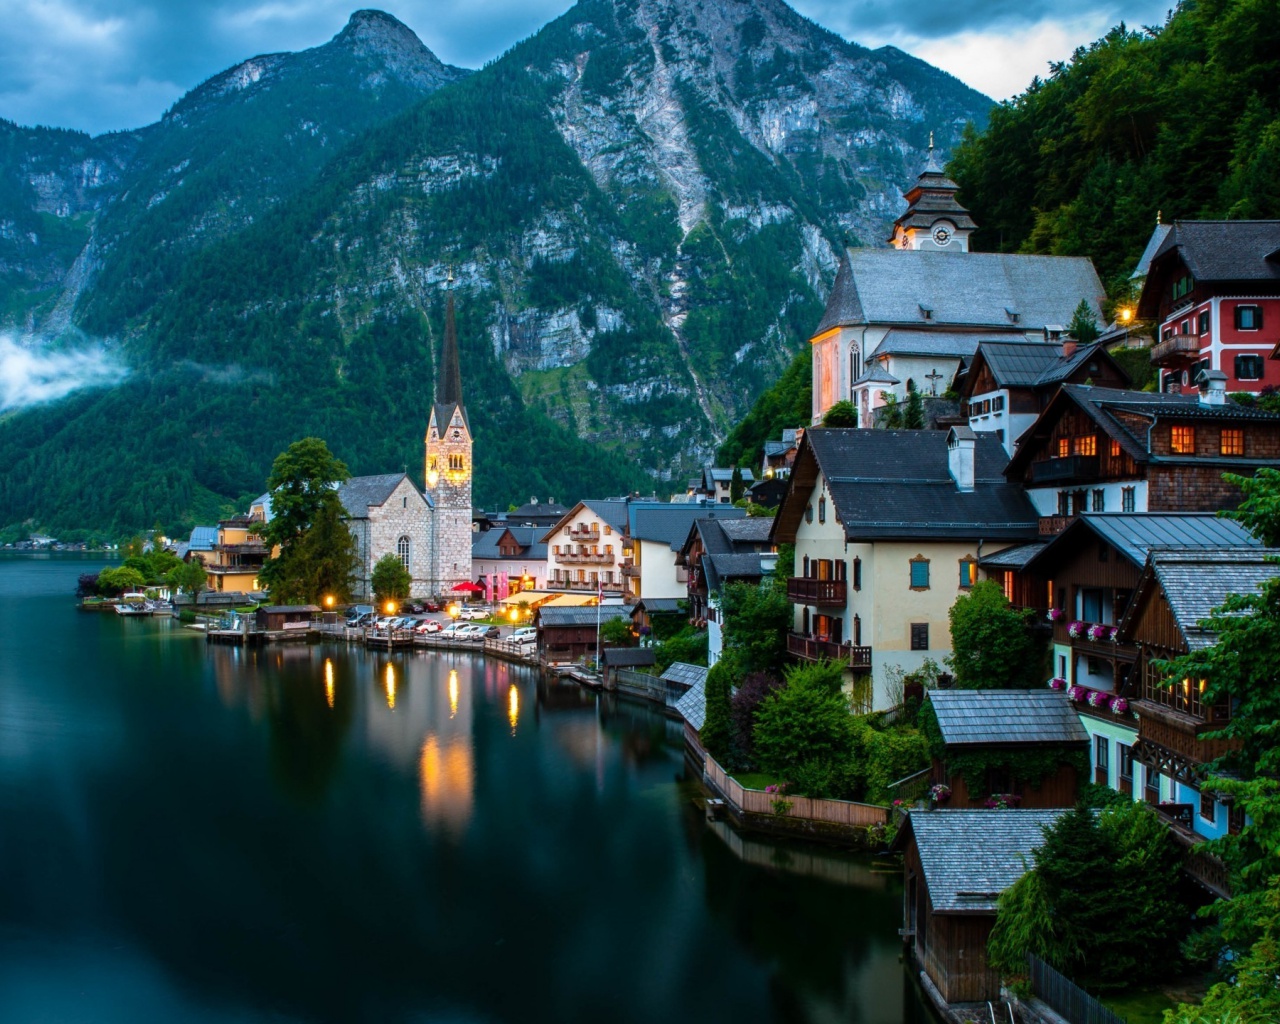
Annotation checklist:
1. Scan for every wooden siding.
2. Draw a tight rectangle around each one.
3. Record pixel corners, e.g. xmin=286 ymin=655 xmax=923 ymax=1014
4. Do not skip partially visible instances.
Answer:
xmin=1149 ymin=466 xmax=1247 ymax=512
xmin=1024 ymin=407 xmax=1140 ymax=483
xmin=1128 ymin=588 xmax=1189 ymax=654
xmin=935 ymin=755 xmax=1081 ymax=809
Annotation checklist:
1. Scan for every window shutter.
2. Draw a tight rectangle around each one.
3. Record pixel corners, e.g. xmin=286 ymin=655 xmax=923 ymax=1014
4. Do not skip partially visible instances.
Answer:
xmin=910 ymin=559 xmax=929 ymax=589
xmin=910 ymin=623 xmax=929 ymax=650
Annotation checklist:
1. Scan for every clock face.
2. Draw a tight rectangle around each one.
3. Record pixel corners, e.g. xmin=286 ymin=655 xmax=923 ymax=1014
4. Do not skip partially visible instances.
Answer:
xmin=932 ymin=225 xmax=952 ymax=246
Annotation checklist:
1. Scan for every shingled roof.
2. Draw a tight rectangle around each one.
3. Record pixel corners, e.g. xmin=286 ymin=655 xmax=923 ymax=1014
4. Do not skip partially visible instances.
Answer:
xmin=535 ymin=606 xmax=631 ymax=628
xmin=813 ymin=248 xmax=1104 ymax=336
xmin=929 ymin=690 xmax=1088 ymax=747
xmin=869 ymin=329 xmax=989 ymax=360
xmin=337 ymin=474 xmax=426 ymax=518
xmin=661 ymin=662 xmax=708 ymax=690
xmin=472 ymin=526 xmax=548 ymax=561
xmin=675 ymin=676 xmax=706 ymax=730
xmin=773 ymin=428 xmax=1039 ymax=543
xmin=897 ymin=809 xmax=1067 ymax=913
xmin=1149 ymin=220 xmax=1280 ymax=283
xmin=631 ymin=504 xmax=745 ymax=551
xmin=703 ymin=552 xmax=771 ymax=592
xmin=969 ymin=340 xmax=1125 ymax=391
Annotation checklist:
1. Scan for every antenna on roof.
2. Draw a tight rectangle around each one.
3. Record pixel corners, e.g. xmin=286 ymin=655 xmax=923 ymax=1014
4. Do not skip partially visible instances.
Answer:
xmin=928 ymin=130 xmax=934 ymax=152
xmin=1157 ymin=210 xmax=1162 ymax=225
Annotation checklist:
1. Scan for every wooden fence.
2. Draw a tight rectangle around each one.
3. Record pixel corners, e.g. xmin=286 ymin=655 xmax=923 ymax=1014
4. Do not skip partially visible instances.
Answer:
xmin=1028 ymin=954 xmax=1127 ymax=1024
xmin=704 ymin=757 xmax=888 ymax=828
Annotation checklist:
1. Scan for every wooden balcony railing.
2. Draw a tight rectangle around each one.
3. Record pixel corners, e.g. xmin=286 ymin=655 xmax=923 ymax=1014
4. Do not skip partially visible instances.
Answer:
xmin=1039 ymin=516 xmax=1072 ymax=536
xmin=787 ymin=633 xmax=872 ymax=670
xmin=621 ymin=562 xmax=640 ymax=577
xmin=1150 ymin=334 xmax=1202 ymax=364
xmin=786 ymin=577 xmax=847 ymax=605
xmin=1028 ymin=454 xmax=1100 ymax=484
xmin=568 ymin=526 xmax=600 ymax=541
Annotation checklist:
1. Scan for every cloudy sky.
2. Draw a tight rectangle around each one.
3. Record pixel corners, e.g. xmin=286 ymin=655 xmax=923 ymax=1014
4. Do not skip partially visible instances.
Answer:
xmin=3 ymin=0 xmax=1173 ymax=136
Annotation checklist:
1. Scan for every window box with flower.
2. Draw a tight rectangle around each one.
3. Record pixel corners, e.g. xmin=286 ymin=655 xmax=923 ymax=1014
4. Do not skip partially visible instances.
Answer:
xmin=1047 ymin=677 xmax=1067 ymax=690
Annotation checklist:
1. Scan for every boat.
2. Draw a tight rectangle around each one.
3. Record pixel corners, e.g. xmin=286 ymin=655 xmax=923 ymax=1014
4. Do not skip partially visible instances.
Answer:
xmin=115 ymin=592 xmax=156 ymax=616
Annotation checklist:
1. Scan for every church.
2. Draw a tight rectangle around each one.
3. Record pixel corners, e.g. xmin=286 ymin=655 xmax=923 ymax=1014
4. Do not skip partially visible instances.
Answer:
xmin=809 ymin=143 xmax=1106 ymax=427
xmin=339 ymin=286 xmax=474 ymax=599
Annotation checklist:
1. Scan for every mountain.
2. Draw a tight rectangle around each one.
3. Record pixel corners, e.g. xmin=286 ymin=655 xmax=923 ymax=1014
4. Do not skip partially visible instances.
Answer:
xmin=0 ymin=0 xmax=991 ymax=535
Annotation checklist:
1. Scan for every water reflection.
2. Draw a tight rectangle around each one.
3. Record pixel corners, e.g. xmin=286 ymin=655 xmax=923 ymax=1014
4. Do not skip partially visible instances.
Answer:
xmin=507 ymin=684 xmax=519 ymax=734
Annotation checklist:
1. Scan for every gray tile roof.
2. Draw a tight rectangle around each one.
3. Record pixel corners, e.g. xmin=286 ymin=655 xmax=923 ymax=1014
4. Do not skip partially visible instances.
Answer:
xmin=853 ymin=364 xmax=901 ymax=386
xmin=337 ymin=474 xmax=421 ymax=518
xmin=869 ymin=329 xmax=990 ymax=359
xmin=903 ymin=809 xmax=1068 ymax=912
xmin=1027 ymin=513 xmax=1262 ymax=574
xmin=1131 ymin=223 xmax=1173 ymax=280
xmin=675 ymin=677 xmax=706 ymax=730
xmin=187 ymin=526 xmax=218 ymax=551
xmin=661 ymin=662 xmax=708 ymax=689
xmin=1142 ymin=548 xmax=1280 ymax=651
xmin=1152 ymin=220 xmax=1280 ymax=283
xmin=632 ymin=505 xmax=746 ymax=550
xmin=602 ymin=647 xmax=657 ymax=667
xmin=472 ymin=526 xmax=548 ymax=561
xmin=630 ymin=598 xmax=685 ymax=615
xmin=581 ymin=499 xmax=630 ymax=533
xmin=703 ymin=552 xmax=770 ymax=592
xmin=929 ymin=689 xmax=1088 ymax=746
xmin=536 ymin=606 xmax=631 ymax=628
xmin=977 ymin=541 xmax=1047 ymax=569
xmin=793 ymin=429 xmax=1039 ymax=541
xmin=814 ymin=248 xmax=1104 ymax=335
xmin=718 ymin=518 xmax=774 ymax=544
xmin=974 ymin=340 xmax=1117 ymax=389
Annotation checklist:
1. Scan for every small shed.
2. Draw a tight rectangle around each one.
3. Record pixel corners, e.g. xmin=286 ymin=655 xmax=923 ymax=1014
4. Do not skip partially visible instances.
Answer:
xmin=928 ymin=690 xmax=1087 ymax=808
xmin=600 ymin=646 xmax=657 ymax=687
xmin=629 ymin=597 xmax=685 ymax=638
xmin=535 ymin=606 xmax=631 ymax=664
xmin=894 ymin=809 xmax=1067 ymax=1003
xmin=661 ymin=662 xmax=708 ymax=709
xmin=674 ymin=675 xmax=707 ymax=758
xmin=255 ymin=605 xmax=320 ymax=631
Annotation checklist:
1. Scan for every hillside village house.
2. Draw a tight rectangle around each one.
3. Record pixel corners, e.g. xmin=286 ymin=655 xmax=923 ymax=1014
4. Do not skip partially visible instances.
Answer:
xmin=203 ymin=511 xmax=271 ymax=594
xmin=1003 ymin=380 xmax=1280 ymax=525
xmin=958 ymin=340 xmax=1130 ymax=454
xmin=809 ymin=152 xmax=1105 ymax=427
xmin=687 ymin=467 xmax=755 ymax=503
xmin=771 ymin=427 xmax=1039 ymax=712
xmin=761 ymin=428 xmax=803 ymax=480
xmin=625 ymin=503 xmax=741 ymax=603
xmin=1136 ymin=220 xmax=1280 ymax=395
xmin=678 ymin=515 xmax=776 ymax=665
xmin=471 ymin=525 xmax=548 ymax=602
xmin=542 ymin=499 xmax=629 ymax=598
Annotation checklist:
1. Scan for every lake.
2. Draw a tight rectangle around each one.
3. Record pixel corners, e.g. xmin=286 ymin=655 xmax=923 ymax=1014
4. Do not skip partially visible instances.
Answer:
xmin=0 ymin=554 xmax=935 ymax=1024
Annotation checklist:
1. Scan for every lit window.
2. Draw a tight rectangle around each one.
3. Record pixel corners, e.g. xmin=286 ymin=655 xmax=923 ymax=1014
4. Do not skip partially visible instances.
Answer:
xmin=910 ymin=557 xmax=930 ymax=590
xmin=959 ymin=559 xmax=978 ymax=588
xmin=1221 ymin=429 xmax=1244 ymax=456
xmin=1002 ymin=570 xmax=1015 ymax=603
xmin=1109 ymin=438 xmax=1121 ymax=458
xmin=1057 ymin=438 xmax=1070 ymax=458
xmin=1073 ymin=435 xmax=1097 ymax=456
xmin=1171 ymin=426 xmax=1196 ymax=454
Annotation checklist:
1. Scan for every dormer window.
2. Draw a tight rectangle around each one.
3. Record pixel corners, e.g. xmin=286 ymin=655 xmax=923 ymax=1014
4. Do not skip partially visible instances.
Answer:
xmin=1005 ymin=307 xmax=1020 ymax=324
xmin=918 ymin=303 xmax=933 ymax=320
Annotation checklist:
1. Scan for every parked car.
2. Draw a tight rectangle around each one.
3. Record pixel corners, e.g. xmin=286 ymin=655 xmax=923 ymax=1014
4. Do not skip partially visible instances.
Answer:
xmin=457 ymin=607 xmax=486 ymax=621
xmin=511 ymin=627 xmax=537 ymax=645
xmin=439 ymin=622 xmax=464 ymax=637
xmin=346 ymin=605 xmax=375 ymax=627
xmin=481 ymin=625 xmax=501 ymax=639
xmin=374 ymin=617 xmax=393 ymax=631
xmin=455 ymin=624 xmax=486 ymax=641
xmin=406 ymin=602 xmax=424 ymax=614
xmin=415 ymin=619 xmax=442 ymax=634
xmin=423 ymin=601 xmax=441 ymax=613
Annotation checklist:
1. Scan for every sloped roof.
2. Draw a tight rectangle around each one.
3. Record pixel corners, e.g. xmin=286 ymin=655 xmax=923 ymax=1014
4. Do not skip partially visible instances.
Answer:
xmin=187 ymin=526 xmax=218 ymax=551
xmin=337 ymin=474 xmax=423 ymax=518
xmin=852 ymin=364 xmax=901 ymax=386
xmin=977 ymin=541 xmax=1047 ymax=570
xmin=631 ymin=504 xmax=745 ymax=551
xmin=1150 ymin=220 xmax=1280 ymax=283
xmin=703 ymin=552 xmax=770 ymax=592
xmin=1131 ymin=223 xmax=1173 ymax=280
xmin=602 ymin=647 xmax=657 ymax=667
xmin=869 ymin=329 xmax=991 ymax=360
xmin=973 ymin=340 xmax=1121 ymax=390
xmin=718 ymin=518 xmax=774 ymax=544
xmin=675 ymin=677 xmax=706 ymax=730
xmin=630 ymin=598 xmax=684 ymax=615
xmin=1025 ymin=513 xmax=1262 ymax=574
xmin=661 ymin=662 xmax=708 ymax=689
xmin=1125 ymin=548 xmax=1280 ymax=651
xmin=471 ymin=526 xmax=548 ymax=561
xmin=813 ymin=248 xmax=1104 ymax=335
xmin=929 ymin=690 xmax=1088 ymax=747
xmin=774 ymin=429 xmax=1039 ymax=543
xmin=899 ymin=810 xmax=1067 ymax=913
xmin=582 ymin=499 xmax=630 ymax=532
xmin=535 ymin=606 xmax=630 ymax=628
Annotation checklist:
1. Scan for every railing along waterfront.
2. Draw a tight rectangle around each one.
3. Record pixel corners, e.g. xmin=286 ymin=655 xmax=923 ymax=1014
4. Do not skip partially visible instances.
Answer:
xmin=1028 ymin=954 xmax=1128 ymax=1024
xmin=704 ymin=757 xmax=888 ymax=828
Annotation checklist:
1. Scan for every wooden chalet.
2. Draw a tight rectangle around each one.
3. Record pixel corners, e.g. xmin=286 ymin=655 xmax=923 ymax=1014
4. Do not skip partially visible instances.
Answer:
xmin=600 ymin=646 xmax=656 ymax=687
xmin=255 ymin=605 xmax=319 ymax=631
xmin=894 ymin=809 xmax=1067 ymax=1004
xmin=534 ymin=605 xmax=630 ymax=664
xmin=928 ymin=690 xmax=1087 ymax=809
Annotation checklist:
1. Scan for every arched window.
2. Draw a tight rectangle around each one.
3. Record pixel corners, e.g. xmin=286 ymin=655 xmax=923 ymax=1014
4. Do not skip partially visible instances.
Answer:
xmin=818 ymin=496 xmax=826 ymax=523
xmin=397 ymin=536 xmax=411 ymax=571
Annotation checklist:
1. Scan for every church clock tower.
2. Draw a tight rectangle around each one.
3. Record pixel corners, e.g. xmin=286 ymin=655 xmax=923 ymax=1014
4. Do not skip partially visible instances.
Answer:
xmin=425 ymin=279 xmax=473 ymax=597
xmin=888 ymin=134 xmax=977 ymax=252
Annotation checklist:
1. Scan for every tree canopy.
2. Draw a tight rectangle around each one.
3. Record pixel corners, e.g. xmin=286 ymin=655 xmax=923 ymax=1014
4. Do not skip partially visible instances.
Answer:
xmin=948 ymin=580 xmax=1046 ymax=688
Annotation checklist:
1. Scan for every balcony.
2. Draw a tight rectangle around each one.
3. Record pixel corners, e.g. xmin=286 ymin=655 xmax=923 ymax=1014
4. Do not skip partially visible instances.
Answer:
xmin=1028 ymin=454 xmax=1099 ymax=484
xmin=1153 ymin=804 xmax=1231 ymax=898
xmin=555 ymin=580 xmax=624 ymax=593
xmin=1150 ymin=333 xmax=1202 ymax=365
xmin=787 ymin=632 xmax=872 ymax=670
xmin=216 ymin=541 xmax=269 ymax=555
xmin=786 ymin=577 xmax=847 ymax=605
xmin=1038 ymin=515 xmax=1072 ymax=536
xmin=621 ymin=562 xmax=640 ymax=577
xmin=558 ymin=549 xmax=614 ymax=564
xmin=568 ymin=525 xmax=600 ymax=541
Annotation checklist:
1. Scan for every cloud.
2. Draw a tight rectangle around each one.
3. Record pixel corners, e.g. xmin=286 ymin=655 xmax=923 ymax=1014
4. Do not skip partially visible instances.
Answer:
xmin=0 ymin=335 xmax=129 ymax=411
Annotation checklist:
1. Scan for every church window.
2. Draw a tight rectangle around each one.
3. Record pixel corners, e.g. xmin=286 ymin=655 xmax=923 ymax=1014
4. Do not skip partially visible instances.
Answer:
xmin=397 ymin=536 xmax=411 ymax=571
xmin=452 ymin=429 xmax=462 ymax=440
xmin=818 ymin=496 xmax=826 ymax=523
xmin=402 ymin=496 xmax=407 ymax=508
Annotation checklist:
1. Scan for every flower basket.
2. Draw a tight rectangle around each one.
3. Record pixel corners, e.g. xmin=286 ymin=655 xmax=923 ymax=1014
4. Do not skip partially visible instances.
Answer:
xmin=1047 ymin=677 xmax=1066 ymax=691
xmin=1067 ymin=621 xmax=1084 ymax=638
xmin=1046 ymin=608 xmax=1064 ymax=622
xmin=1109 ymin=696 xmax=1129 ymax=714
xmin=1109 ymin=627 xmax=1120 ymax=642
xmin=1087 ymin=689 xmax=1109 ymax=708
xmin=929 ymin=783 xmax=951 ymax=804
xmin=984 ymin=793 xmax=1023 ymax=810
xmin=1087 ymin=624 xmax=1107 ymax=641
xmin=1067 ymin=685 xmax=1087 ymax=702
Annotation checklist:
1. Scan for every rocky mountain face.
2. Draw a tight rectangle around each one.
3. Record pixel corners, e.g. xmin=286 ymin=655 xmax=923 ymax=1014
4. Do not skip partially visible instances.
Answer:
xmin=0 ymin=1 xmax=990 ymax=533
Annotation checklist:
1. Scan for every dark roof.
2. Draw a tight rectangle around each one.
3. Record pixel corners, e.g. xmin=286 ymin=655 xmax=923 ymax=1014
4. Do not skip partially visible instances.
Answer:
xmin=898 ymin=810 xmax=1067 ymax=913
xmin=630 ymin=598 xmax=684 ymax=615
xmin=508 ymin=501 xmax=569 ymax=519
xmin=631 ymin=504 xmax=745 ymax=550
xmin=337 ymin=474 xmax=423 ymax=518
xmin=929 ymin=690 xmax=1088 ymax=746
xmin=869 ymin=329 xmax=989 ymax=360
xmin=977 ymin=542 xmax=1047 ymax=569
xmin=1122 ymin=548 xmax=1280 ymax=651
xmin=1131 ymin=223 xmax=1173 ymax=280
xmin=472 ymin=526 xmax=548 ymax=561
xmin=536 ymin=606 xmax=631 ymax=628
xmin=1025 ymin=513 xmax=1262 ymax=574
xmin=1151 ymin=220 xmax=1280 ymax=283
xmin=1006 ymin=385 xmax=1280 ymax=477
xmin=703 ymin=552 xmax=770 ymax=592
xmin=582 ymin=499 xmax=630 ymax=533
xmin=852 ymin=364 xmax=901 ymax=386
xmin=718 ymin=518 xmax=774 ymax=544
xmin=435 ymin=290 xmax=467 ymax=427
xmin=775 ymin=429 xmax=1039 ymax=543
xmin=971 ymin=340 xmax=1121 ymax=391
xmin=602 ymin=647 xmax=657 ymax=667
xmin=675 ymin=677 xmax=706 ymax=730
xmin=661 ymin=662 xmax=708 ymax=689
xmin=813 ymin=248 xmax=1104 ymax=335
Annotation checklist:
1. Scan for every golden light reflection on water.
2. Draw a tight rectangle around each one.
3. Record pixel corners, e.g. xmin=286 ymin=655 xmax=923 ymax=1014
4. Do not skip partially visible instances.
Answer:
xmin=507 ymin=684 xmax=519 ymax=734
xmin=448 ymin=669 xmax=459 ymax=719
xmin=384 ymin=662 xmax=396 ymax=710
xmin=418 ymin=733 xmax=474 ymax=834
xmin=324 ymin=658 xmax=335 ymax=709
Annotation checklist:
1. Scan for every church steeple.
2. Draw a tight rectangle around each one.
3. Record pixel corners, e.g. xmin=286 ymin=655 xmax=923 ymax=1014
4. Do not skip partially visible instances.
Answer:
xmin=888 ymin=134 xmax=978 ymax=251
xmin=437 ymin=283 xmax=464 ymax=411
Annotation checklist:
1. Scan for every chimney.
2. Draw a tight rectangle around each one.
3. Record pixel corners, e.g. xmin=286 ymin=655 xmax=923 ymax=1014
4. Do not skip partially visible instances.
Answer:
xmin=947 ymin=427 xmax=976 ymax=492
xmin=1197 ymin=368 xmax=1227 ymax=406
xmin=1062 ymin=340 xmax=1078 ymax=359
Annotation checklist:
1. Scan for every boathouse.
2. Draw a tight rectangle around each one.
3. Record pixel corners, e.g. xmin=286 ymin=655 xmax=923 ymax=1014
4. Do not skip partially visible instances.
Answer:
xmin=535 ymin=605 xmax=630 ymax=664
xmin=255 ymin=605 xmax=320 ymax=631
xmin=894 ymin=809 xmax=1067 ymax=1004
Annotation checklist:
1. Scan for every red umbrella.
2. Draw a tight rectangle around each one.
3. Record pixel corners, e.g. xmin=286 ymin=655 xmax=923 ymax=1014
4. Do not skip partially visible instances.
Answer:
xmin=451 ymin=581 xmax=485 ymax=593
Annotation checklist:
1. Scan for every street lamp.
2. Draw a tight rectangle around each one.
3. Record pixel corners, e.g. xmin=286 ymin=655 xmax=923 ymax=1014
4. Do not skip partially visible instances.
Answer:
xmin=323 ymin=594 xmax=335 ymax=609
xmin=385 ymin=600 xmax=398 ymax=615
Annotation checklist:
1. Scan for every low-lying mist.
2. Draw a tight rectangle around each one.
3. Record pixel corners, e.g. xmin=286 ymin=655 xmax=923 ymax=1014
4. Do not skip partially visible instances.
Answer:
xmin=0 ymin=333 xmax=129 ymax=412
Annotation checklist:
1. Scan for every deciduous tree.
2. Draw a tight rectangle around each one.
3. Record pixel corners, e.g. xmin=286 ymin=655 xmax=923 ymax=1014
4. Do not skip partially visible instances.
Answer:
xmin=948 ymin=580 xmax=1045 ymax=688
xmin=370 ymin=553 xmax=412 ymax=604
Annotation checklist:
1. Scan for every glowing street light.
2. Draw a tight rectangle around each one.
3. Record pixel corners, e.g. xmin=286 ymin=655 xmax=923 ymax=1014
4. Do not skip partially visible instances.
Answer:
xmin=384 ymin=600 xmax=398 ymax=615
xmin=323 ymin=594 xmax=335 ymax=609
xmin=1118 ymin=307 xmax=1134 ymax=324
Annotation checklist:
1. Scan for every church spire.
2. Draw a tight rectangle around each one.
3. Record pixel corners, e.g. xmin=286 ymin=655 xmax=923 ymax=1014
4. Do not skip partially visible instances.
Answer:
xmin=437 ymin=275 xmax=464 ymax=411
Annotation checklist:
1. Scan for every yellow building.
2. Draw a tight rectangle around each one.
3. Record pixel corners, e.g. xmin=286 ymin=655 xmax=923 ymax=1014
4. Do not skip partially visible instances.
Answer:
xmin=202 ymin=512 xmax=272 ymax=594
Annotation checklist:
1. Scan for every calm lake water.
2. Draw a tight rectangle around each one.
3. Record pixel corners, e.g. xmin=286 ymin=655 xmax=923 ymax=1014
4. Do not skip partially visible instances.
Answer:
xmin=0 ymin=554 xmax=934 ymax=1024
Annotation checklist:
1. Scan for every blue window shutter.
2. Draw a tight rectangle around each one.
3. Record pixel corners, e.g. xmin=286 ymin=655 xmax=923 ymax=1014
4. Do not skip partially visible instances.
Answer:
xmin=911 ymin=560 xmax=929 ymax=588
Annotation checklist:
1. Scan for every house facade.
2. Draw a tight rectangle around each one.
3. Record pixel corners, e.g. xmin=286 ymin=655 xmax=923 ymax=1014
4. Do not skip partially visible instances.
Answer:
xmin=541 ymin=499 xmax=629 ymax=598
xmin=771 ymin=427 xmax=1039 ymax=712
xmin=678 ymin=516 xmax=776 ymax=666
xmin=627 ymin=503 xmax=742 ymax=604
xmin=1136 ymin=220 xmax=1280 ymax=395
xmin=471 ymin=525 xmax=548 ymax=601
xmin=204 ymin=512 xmax=270 ymax=594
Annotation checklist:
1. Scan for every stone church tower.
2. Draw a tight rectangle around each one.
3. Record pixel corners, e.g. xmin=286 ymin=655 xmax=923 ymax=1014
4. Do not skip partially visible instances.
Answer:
xmin=424 ymin=286 xmax=473 ymax=597
xmin=888 ymin=135 xmax=977 ymax=252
